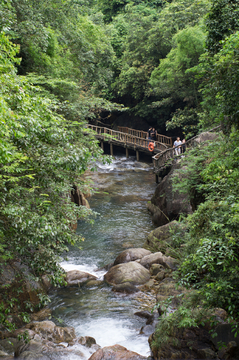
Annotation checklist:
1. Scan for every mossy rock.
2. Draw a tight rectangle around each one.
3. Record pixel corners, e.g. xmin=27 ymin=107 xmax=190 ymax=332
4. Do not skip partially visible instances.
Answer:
xmin=144 ymin=221 xmax=186 ymax=258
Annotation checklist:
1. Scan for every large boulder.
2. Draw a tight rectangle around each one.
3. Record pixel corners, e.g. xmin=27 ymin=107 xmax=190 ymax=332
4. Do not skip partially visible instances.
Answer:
xmin=0 ymin=261 xmax=45 ymax=306
xmin=65 ymin=270 xmax=97 ymax=286
xmin=88 ymin=344 xmax=147 ymax=360
xmin=104 ymin=262 xmax=150 ymax=286
xmin=140 ymin=252 xmax=178 ymax=271
xmin=148 ymin=163 xmax=192 ymax=226
xmin=25 ymin=321 xmax=76 ymax=344
xmin=113 ymin=248 xmax=151 ymax=266
xmin=144 ymin=221 xmax=185 ymax=257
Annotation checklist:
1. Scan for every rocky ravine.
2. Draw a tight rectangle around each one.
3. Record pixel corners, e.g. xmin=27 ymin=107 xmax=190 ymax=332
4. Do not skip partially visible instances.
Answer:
xmin=2 ymin=241 xmax=237 ymax=359
xmin=0 ymin=246 xmax=179 ymax=359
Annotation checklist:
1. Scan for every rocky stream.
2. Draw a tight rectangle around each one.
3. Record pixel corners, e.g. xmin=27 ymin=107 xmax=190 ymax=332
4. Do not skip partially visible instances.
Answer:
xmin=1 ymin=142 xmax=239 ymax=359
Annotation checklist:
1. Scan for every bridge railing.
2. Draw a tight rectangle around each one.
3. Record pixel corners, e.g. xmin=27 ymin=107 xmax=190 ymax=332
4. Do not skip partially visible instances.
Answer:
xmin=118 ymin=126 xmax=172 ymax=147
xmin=87 ymin=124 xmax=168 ymax=152
xmin=152 ymin=125 xmax=221 ymax=172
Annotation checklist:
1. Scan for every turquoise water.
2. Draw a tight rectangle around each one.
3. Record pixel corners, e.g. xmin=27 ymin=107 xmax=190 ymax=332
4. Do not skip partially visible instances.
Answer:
xmin=49 ymin=156 xmax=157 ymax=359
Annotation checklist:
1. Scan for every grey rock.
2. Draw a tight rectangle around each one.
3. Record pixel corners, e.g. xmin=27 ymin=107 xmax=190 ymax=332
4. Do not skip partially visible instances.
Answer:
xmin=140 ymin=252 xmax=177 ymax=270
xmin=65 ymin=270 xmax=97 ymax=286
xmin=114 ymin=248 xmax=151 ymax=266
xmin=104 ymin=261 xmax=150 ymax=286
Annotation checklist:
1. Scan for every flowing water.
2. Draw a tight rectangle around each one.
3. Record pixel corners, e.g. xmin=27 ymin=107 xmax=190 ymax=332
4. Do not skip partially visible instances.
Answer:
xmin=49 ymin=156 xmax=157 ymax=359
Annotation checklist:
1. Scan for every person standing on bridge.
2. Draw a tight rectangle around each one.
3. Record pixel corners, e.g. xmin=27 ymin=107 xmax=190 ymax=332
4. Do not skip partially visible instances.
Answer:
xmin=173 ymin=137 xmax=182 ymax=155
xmin=150 ymin=128 xmax=157 ymax=142
xmin=147 ymin=127 xmax=152 ymax=144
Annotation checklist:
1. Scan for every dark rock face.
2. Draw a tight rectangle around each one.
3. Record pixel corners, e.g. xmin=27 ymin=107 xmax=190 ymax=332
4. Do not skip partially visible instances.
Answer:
xmin=148 ymin=163 xmax=192 ymax=226
xmin=0 ymin=260 xmax=47 ymax=334
xmin=113 ymin=248 xmax=151 ymax=266
xmin=149 ymin=326 xmax=218 ymax=360
xmin=88 ymin=344 xmax=148 ymax=360
xmin=71 ymin=185 xmax=90 ymax=208
xmin=134 ymin=311 xmax=154 ymax=325
xmin=0 ymin=261 xmax=45 ymax=306
xmin=155 ymin=277 xmax=187 ymax=306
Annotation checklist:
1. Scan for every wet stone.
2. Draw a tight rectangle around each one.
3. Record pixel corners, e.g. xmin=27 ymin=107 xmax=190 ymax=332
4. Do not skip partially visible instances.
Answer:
xmin=78 ymin=336 xmax=96 ymax=347
xmin=112 ymin=282 xmax=139 ymax=294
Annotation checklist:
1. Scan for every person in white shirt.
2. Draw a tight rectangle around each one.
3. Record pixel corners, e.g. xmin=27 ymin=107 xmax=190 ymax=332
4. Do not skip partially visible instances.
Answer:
xmin=173 ymin=137 xmax=182 ymax=155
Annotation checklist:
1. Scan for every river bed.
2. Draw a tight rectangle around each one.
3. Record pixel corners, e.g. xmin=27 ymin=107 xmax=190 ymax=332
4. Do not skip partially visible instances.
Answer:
xmin=49 ymin=156 xmax=157 ymax=359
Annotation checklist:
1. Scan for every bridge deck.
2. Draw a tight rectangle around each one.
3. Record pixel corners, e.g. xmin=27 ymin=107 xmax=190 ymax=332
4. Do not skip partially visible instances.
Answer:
xmin=153 ymin=125 xmax=221 ymax=174
xmin=87 ymin=125 xmax=171 ymax=154
xmin=118 ymin=126 xmax=172 ymax=147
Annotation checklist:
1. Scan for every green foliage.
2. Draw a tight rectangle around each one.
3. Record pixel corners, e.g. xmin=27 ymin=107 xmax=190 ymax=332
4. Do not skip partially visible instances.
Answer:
xmin=150 ymin=24 xmax=206 ymax=134
xmin=152 ymin=131 xmax=239 ymax=348
xmin=0 ymin=0 xmax=16 ymax=34
xmin=206 ymin=32 xmax=239 ymax=131
xmin=108 ymin=0 xmax=210 ymax=130
xmin=166 ymin=108 xmax=199 ymax=138
xmin=206 ymin=0 xmax=239 ymax=54
xmin=173 ymin=132 xmax=239 ymax=321
xmin=8 ymin=0 xmax=115 ymax=94
xmin=98 ymin=0 xmax=164 ymax=23
xmin=0 ymin=28 xmax=118 ymax=331
xmin=0 ymin=301 xmax=16 ymax=332
xmin=3 ymin=0 xmax=214 ymax=133
xmin=111 ymin=4 xmax=160 ymax=102
xmin=0 ymin=31 xmax=107 ymax=282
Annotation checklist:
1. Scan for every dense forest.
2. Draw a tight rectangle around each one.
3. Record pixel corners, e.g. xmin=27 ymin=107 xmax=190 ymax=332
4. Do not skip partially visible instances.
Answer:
xmin=1 ymin=0 xmax=239 ymax=346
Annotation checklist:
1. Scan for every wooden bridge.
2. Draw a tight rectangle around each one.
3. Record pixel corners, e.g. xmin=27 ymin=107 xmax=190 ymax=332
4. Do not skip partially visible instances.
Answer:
xmin=87 ymin=124 xmax=221 ymax=182
xmin=152 ymin=125 xmax=221 ymax=182
xmin=87 ymin=124 xmax=172 ymax=161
